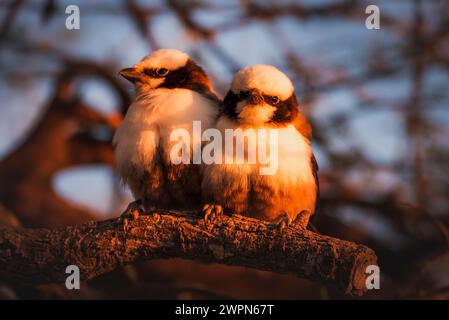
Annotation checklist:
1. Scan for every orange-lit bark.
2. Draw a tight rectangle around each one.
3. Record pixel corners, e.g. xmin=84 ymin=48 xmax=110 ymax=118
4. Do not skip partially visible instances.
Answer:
xmin=0 ymin=205 xmax=377 ymax=296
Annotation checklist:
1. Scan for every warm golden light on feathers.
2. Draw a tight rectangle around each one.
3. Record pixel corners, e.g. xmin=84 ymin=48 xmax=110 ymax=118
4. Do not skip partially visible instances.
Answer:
xmin=202 ymin=65 xmax=318 ymax=226
xmin=231 ymin=64 xmax=294 ymax=100
xmin=114 ymin=50 xmax=219 ymax=210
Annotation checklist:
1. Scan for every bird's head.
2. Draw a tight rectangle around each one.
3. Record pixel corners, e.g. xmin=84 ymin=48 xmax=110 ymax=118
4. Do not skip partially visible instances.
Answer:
xmin=119 ymin=49 xmax=214 ymax=95
xmin=223 ymin=64 xmax=299 ymax=126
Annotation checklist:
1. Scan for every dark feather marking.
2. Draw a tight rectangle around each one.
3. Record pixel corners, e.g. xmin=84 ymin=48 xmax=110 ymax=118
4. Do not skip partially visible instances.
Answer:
xmin=311 ymin=153 xmax=320 ymax=215
xmin=222 ymin=90 xmax=300 ymax=124
xmin=222 ymin=90 xmax=240 ymax=119
xmin=159 ymin=59 xmax=220 ymax=104
xmin=268 ymin=93 xmax=299 ymax=124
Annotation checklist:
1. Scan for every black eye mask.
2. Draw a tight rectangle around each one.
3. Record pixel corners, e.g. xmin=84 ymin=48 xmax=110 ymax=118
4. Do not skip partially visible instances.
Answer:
xmin=147 ymin=59 xmax=219 ymax=103
xmin=268 ymin=94 xmax=299 ymax=124
xmin=222 ymin=90 xmax=240 ymax=119
xmin=223 ymin=90 xmax=299 ymax=123
xmin=143 ymin=68 xmax=170 ymax=78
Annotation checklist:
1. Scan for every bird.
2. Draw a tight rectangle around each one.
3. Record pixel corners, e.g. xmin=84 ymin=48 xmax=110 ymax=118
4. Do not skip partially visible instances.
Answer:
xmin=113 ymin=49 xmax=220 ymax=219
xmin=201 ymin=64 xmax=319 ymax=229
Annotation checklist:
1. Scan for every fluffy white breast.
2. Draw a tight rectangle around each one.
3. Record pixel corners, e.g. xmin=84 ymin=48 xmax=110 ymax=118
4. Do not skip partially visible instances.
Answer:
xmin=231 ymin=64 xmax=294 ymax=100
xmin=275 ymin=125 xmax=314 ymax=186
xmin=114 ymin=88 xmax=218 ymax=168
xmin=214 ymin=118 xmax=313 ymax=186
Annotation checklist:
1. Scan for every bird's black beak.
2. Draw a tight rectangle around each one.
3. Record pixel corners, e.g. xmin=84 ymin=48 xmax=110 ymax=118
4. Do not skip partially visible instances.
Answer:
xmin=119 ymin=67 xmax=142 ymax=83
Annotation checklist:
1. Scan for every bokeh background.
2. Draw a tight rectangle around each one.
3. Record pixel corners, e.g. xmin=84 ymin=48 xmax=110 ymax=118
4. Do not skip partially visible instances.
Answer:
xmin=0 ymin=0 xmax=449 ymax=299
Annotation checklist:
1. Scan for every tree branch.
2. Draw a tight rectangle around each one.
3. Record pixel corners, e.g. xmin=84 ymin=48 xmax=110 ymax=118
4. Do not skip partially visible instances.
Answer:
xmin=0 ymin=207 xmax=378 ymax=296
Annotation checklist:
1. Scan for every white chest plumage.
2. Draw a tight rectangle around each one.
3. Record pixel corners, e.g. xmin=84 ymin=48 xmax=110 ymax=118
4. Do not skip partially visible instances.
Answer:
xmin=113 ymin=88 xmax=218 ymax=170
xmin=213 ymin=117 xmax=314 ymax=187
xmin=202 ymin=116 xmax=317 ymax=220
xmin=274 ymin=125 xmax=315 ymax=187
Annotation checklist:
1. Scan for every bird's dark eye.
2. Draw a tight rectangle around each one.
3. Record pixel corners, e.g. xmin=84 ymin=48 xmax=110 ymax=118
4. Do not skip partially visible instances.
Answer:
xmin=270 ymin=96 xmax=280 ymax=105
xmin=157 ymin=68 xmax=169 ymax=76
xmin=238 ymin=91 xmax=250 ymax=100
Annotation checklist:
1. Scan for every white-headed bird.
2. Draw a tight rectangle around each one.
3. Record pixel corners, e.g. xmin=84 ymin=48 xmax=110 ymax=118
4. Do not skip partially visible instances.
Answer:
xmin=202 ymin=64 xmax=318 ymax=228
xmin=114 ymin=49 xmax=219 ymax=214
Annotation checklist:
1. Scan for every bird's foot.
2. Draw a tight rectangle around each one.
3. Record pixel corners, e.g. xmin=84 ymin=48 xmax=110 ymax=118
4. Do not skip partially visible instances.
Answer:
xmin=120 ymin=200 xmax=147 ymax=232
xmin=201 ymin=203 xmax=224 ymax=224
xmin=292 ymin=210 xmax=311 ymax=230
xmin=273 ymin=211 xmax=293 ymax=233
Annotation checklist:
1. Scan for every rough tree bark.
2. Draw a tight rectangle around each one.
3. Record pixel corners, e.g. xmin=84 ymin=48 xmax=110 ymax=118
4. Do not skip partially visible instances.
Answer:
xmin=0 ymin=206 xmax=378 ymax=296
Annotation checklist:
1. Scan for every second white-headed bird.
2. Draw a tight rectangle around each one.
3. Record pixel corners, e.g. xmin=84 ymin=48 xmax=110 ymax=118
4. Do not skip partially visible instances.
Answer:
xmin=114 ymin=49 xmax=219 ymax=211
xmin=202 ymin=64 xmax=319 ymax=228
